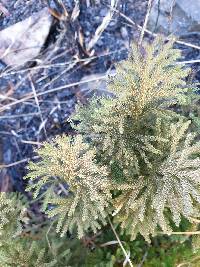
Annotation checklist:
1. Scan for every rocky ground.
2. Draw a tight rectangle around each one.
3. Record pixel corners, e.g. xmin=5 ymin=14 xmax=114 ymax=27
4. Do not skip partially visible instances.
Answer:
xmin=1 ymin=0 xmax=200 ymax=192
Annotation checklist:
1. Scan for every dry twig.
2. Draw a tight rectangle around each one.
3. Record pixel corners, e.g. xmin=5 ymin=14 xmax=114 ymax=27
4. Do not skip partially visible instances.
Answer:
xmin=0 ymin=74 xmax=107 ymax=113
xmin=108 ymin=217 xmax=134 ymax=267
xmin=139 ymin=0 xmax=153 ymax=46
xmin=158 ymin=231 xmax=200 ymax=236
xmin=108 ymin=4 xmax=200 ymax=51
xmin=0 ymin=156 xmax=39 ymax=169
xmin=87 ymin=0 xmax=119 ymax=52
xmin=29 ymin=74 xmax=47 ymax=139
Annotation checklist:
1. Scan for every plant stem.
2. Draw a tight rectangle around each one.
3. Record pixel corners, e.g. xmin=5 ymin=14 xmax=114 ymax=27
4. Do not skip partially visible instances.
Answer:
xmin=108 ymin=217 xmax=134 ymax=267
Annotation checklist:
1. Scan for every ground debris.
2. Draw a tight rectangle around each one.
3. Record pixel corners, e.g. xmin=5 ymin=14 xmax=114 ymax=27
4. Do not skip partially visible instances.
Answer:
xmin=0 ymin=8 xmax=53 ymax=67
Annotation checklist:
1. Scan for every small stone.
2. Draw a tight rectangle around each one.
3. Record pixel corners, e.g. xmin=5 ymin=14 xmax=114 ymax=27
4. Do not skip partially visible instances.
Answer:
xmin=120 ymin=27 xmax=128 ymax=40
xmin=53 ymin=117 xmax=59 ymax=124
xmin=97 ymin=38 xmax=104 ymax=46
xmin=100 ymin=8 xmax=108 ymax=17
xmin=110 ymin=20 xmax=116 ymax=27
xmin=85 ymin=31 xmax=90 ymax=37
xmin=94 ymin=16 xmax=101 ymax=24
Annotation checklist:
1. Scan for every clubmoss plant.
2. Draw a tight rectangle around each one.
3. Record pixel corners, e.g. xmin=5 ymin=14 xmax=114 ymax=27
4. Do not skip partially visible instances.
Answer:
xmin=1 ymin=35 xmax=200 ymax=266
xmin=0 ymin=193 xmax=71 ymax=266
xmin=23 ymin=36 xmax=200 ymax=243
xmin=25 ymin=134 xmax=111 ymax=239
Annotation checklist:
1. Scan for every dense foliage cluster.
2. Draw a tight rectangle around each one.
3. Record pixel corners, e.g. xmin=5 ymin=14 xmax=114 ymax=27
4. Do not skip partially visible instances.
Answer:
xmin=72 ymin=37 xmax=200 ymax=241
xmin=1 ymin=36 xmax=200 ymax=266
xmin=26 ymin=135 xmax=111 ymax=238
xmin=0 ymin=193 xmax=71 ymax=266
